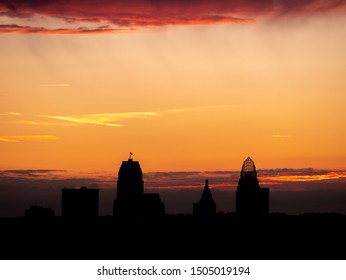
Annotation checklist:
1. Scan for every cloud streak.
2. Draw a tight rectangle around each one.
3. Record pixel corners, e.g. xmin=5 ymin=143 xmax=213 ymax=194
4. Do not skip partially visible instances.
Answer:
xmin=0 ymin=112 xmax=23 ymax=116
xmin=0 ymin=135 xmax=57 ymax=142
xmin=2 ymin=111 xmax=159 ymax=128
xmin=0 ymin=24 xmax=120 ymax=34
xmin=1 ymin=0 xmax=345 ymax=34
xmin=45 ymin=112 xmax=159 ymax=127
xmin=260 ymin=169 xmax=346 ymax=183
xmin=1 ymin=169 xmax=66 ymax=177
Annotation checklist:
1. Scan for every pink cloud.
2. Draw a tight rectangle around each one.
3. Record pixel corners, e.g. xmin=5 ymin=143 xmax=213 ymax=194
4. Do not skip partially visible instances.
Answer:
xmin=1 ymin=0 xmax=345 ymax=34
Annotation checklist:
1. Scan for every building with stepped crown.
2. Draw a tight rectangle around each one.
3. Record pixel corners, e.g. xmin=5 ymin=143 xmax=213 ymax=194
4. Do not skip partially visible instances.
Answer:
xmin=236 ymin=157 xmax=269 ymax=217
xmin=193 ymin=179 xmax=216 ymax=221
xmin=113 ymin=154 xmax=165 ymax=223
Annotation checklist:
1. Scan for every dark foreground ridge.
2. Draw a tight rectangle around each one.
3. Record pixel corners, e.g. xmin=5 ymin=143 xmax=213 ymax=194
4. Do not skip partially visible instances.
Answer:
xmin=1 ymin=212 xmax=346 ymax=260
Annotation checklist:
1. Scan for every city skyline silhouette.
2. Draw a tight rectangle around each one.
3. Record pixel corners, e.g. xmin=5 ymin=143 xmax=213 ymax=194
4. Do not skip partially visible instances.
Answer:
xmin=1 ymin=151 xmax=346 ymax=260
xmin=3 ymin=154 xmax=346 ymax=217
xmin=1 ymin=153 xmax=346 ymax=218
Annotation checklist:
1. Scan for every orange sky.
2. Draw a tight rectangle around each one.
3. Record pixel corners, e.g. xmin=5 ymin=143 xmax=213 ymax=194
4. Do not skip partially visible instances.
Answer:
xmin=1 ymin=1 xmax=346 ymax=174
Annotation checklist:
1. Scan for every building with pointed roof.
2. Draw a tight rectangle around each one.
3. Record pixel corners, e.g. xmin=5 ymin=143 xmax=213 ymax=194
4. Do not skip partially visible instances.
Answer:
xmin=193 ymin=179 xmax=216 ymax=221
xmin=236 ymin=157 xmax=269 ymax=217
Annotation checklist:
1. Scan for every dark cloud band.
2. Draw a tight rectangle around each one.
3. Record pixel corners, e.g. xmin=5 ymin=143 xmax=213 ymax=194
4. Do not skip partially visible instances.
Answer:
xmin=1 ymin=0 xmax=345 ymax=34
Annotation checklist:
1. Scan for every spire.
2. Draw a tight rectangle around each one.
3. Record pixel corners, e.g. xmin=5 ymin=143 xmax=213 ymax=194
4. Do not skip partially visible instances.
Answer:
xmin=200 ymin=179 xmax=215 ymax=204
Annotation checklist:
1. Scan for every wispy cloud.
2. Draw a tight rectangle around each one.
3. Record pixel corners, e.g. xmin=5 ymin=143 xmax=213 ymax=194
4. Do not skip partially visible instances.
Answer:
xmin=0 ymin=112 xmax=23 ymax=116
xmin=44 ymin=112 xmax=159 ymax=127
xmin=2 ymin=111 xmax=159 ymax=128
xmin=1 ymin=0 xmax=345 ymax=34
xmin=4 ymin=105 xmax=236 ymax=129
xmin=0 ymin=24 xmax=120 ymax=34
xmin=261 ymin=170 xmax=346 ymax=182
xmin=0 ymin=135 xmax=57 ymax=142
xmin=1 ymin=169 xmax=66 ymax=177
xmin=0 ymin=137 xmax=18 ymax=143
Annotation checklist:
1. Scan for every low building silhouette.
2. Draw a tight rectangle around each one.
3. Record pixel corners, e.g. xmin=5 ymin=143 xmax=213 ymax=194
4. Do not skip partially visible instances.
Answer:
xmin=113 ymin=154 xmax=165 ymax=223
xmin=25 ymin=205 xmax=55 ymax=219
xmin=193 ymin=179 xmax=216 ymax=221
xmin=236 ymin=157 xmax=269 ymax=217
xmin=61 ymin=187 xmax=99 ymax=218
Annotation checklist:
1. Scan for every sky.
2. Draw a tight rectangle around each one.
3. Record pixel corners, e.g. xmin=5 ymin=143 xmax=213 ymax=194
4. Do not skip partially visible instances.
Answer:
xmin=1 ymin=0 xmax=346 ymax=216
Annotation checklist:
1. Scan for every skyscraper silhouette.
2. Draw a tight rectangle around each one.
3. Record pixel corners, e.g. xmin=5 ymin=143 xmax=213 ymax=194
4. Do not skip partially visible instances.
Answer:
xmin=116 ymin=155 xmax=144 ymax=201
xmin=236 ymin=157 xmax=269 ymax=217
xmin=193 ymin=179 xmax=216 ymax=221
xmin=113 ymin=155 xmax=165 ymax=223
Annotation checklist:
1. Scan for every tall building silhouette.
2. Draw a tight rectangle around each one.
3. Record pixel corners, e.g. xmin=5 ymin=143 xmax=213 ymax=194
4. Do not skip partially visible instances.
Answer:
xmin=113 ymin=155 xmax=165 ymax=223
xmin=236 ymin=157 xmax=269 ymax=217
xmin=61 ymin=187 xmax=99 ymax=218
xmin=193 ymin=179 xmax=216 ymax=221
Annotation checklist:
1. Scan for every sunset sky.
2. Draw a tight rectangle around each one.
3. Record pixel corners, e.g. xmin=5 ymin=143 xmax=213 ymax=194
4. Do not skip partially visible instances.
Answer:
xmin=1 ymin=0 xmax=346 ymax=216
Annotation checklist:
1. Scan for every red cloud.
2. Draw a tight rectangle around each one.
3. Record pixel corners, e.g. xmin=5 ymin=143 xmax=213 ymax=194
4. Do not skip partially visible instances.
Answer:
xmin=0 ymin=24 xmax=119 ymax=34
xmin=0 ymin=0 xmax=345 ymax=34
